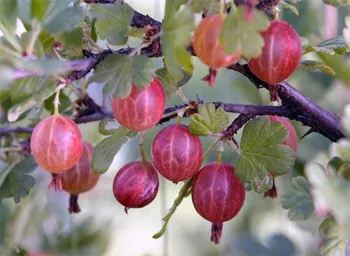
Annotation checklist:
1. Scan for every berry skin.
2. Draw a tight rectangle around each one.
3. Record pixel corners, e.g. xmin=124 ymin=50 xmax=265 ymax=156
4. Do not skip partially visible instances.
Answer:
xmin=61 ymin=141 xmax=100 ymax=214
xmin=264 ymin=116 xmax=298 ymax=199
xmin=113 ymin=161 xmax=159 ymax=213
xmin=192 ymin=162 xmax=245 ymax=244
xmin=62 ymin=141 xmax=100 ymax=195
xmin=151 ymin=124 xmax=203 ymax=182
xmin=30 ymin=115 xmax=83 ymax=173
xmin=248 ymin=20 xmax=302 ymax=84
xmin=111 ymin=78 xmax=165 ymax=131
xmin=193 ymin=14 xmax=241 ymax=69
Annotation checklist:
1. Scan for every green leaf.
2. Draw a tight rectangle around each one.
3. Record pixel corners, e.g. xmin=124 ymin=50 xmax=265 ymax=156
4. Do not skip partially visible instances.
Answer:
xmin=299 ymin=60 xmax=336 ymax=75
xmin=319 ymin=216 xmax=349 ymax=256
xmin=317 ymin=52 xmax=350 ymax=84
xmin=322 ymin=0 xmax=350 ymax=7
xmin=189 ymin=103 xmax=229 ymax=136
xmin=91 ymin=127 xmax=138 ymax=173
xmin=280 ymin=176 xmax=314 ymax=221
xmin=88 ymin=3 xmax=133 ymax=45
xmin=306 ymin=163 xmax=350 ymax=233
xmin=10 ymin=77 xmax=41 ymax=104
xmin=156 ymin=67 xmax=192 ymax=97
xmin=89 ymin=54 xmax=155 ymax=99
xmin=279 ymin=1 xmax=299 ymax=15
xmin=161 ymin=4 xmax=194 ymax=79
xmin=0 ymin=0 xmax=18 ymax=33
xmin=236 ymin=117 xmax=296 ymax=183
xmin=190 ymin=0 xmax=213 ymax=12
xmin=98 ymin=118 xmax=119 ymax=136
xmin=55 ymin=27 xmax=84 ymax=58
xmin=7 ymin=78 xmax=55 ymax=122
xmin=31 ymin=0 xmax=50 ymax=21
xmin=43 ymin=5 xmax=84 ymax=34
xmin=127 ymin=27 xmax=147 ymax=39
xmin=245 ymin=174 xmax=274 ymax=194
xmin=0 ymin=156 xmax=37 ymax=203
xmin=220 ymin=6 xmax=269 ymax=58
xmin=303 ymin=36 xmax=350 ymax=55
xmin=17 ymin=59 xmax=70 ymax=76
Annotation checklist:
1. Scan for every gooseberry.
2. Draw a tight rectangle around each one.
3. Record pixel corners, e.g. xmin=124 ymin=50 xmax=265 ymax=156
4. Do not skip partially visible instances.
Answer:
xmin=248 ymin=20 xmax=302 ymax=84
xmin=61 ymin=141 xmax=100 ymax=213
xmin=192 ymin=162 xmax=245 ymax=244
xmin=193 ymin=14 xmax=241 ymax=86
xmin=30 ymin=115 xmax=83 ymax=173
xmin=151 ymin=124 xmax=202 ymax=182
xmin=111 ymin=78 xmax=165 ymax=131
xmin=264 ymin=115 xmax=298 ymax=198
xmin=113 ymin=161 xmax=159 ymax=213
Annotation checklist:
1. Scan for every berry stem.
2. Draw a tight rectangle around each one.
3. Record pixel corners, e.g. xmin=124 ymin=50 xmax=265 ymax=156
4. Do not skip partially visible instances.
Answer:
xmin=53 ymin=83 xmax=66 ymax=116
xmin=139 ymin=144 xmax=147 ymax=164
xmin=152 ymin=178 xmax=193 ymax=239
xmin=202 ymin=137 xmax=222 ymax=163
xmin=216 ymin=142 xmax=224 ymax=165
xmin=69 ymin=194 xmax=81 ymax=214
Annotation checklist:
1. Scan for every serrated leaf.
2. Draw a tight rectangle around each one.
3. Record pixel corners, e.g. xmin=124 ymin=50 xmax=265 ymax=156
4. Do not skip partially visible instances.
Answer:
xmin=236 ymin=117 xmax=296 ymax=182
xmin=279 ymin=1 xmax=299 ymax=15
xmin=156 ymin=67 xmax=192 ymax=97
xmin=220 ymin=6 xmax=269 ymax=58
xmin=303 ymin=36 xmax=350 ymax=55
xmin=91 ymin=127 xmax=138 ymax=173
xmin=0 ymin=156 xmax=37 ymax=203
xmin=31 ymin=0 xmax=50 ymax=21
xmin=189 ymin=103 xmax=229 ymax=136
xmin=299 ymin=60 xmax=335 ymax=75
xmin=319 ymin=216 xmax=349 ymax=256
xmin=280 ymin=176 xmax=314 ymax=221
xmin=322 ymin=0 xmax=350 ymax=7
xmin=88 ymin=4 xmax=133 ymax=45
xmin=306 ymin=163 xmax=350 ymax=233
xmin=190 ymin=0 xmax=213 ymax=12
xmin=44 ymin=6 xmax=84 ymax=34
xmin=8 ymin=78 xmax=55 ymax=122
xmin=89 ymin=54 xmax=155 ymax=99
xmin=162 ymin=4 xmax=194 ymax=79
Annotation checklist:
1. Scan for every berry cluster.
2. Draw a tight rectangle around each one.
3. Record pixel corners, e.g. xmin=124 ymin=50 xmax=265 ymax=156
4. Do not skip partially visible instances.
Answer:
xmin=29 ymin=17 xmax=300 ymax=244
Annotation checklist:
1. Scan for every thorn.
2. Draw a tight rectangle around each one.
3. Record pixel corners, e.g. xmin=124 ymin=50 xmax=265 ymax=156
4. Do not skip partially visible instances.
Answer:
xmin=124 ymin=207 xmax=129 ymax=214
xmin=300 ymin=128 xmax=314 ymax=140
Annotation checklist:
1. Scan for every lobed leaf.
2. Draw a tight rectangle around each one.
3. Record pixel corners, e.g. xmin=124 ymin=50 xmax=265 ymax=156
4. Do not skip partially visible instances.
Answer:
xmin=91 ymin=127 xmax=138 ymax=173
xmin=0 ymin=156 xmax=37 ymax=203
xmin=220 ymin=6 xmax=269 ymax=58
xmin=280 ymin=176 xmax=314 ymax=221
xmin=189 ymin=103 xmax=229 ymax=136
xmin=89 ymin=54 xmax=155 ymax=99
xmin=88 ymin=3 xmax=133 ymax=45
xmin=156 ymin=68 xmax=192 ymax=97
xmin=236 ymin=117 xmax=295 ymax=184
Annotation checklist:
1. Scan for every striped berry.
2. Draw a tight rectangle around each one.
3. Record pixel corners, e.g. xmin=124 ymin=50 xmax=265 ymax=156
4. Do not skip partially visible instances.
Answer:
xmin=192 ymin=162 xmax=245 ymax=244
xmin=264 ymin=116 xmax=298 ymax=199
xmin=193 ymin=14 xmax=241 ymax=69
xmin=111 ymin=78 xmax=165 ymax=131
xmin=248 ymin=20 xmax=302 ymax=84
xmin=30 ymin=115 xmax=83 ymax=173
xmin=113 ymin=161 xmax=159 ymax=213
xmin=151 ymin=124 xmax=203 ymax=182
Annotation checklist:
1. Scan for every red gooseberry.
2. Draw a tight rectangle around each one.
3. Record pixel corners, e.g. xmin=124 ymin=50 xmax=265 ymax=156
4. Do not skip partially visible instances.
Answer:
xmin=111 ymin=78 xmax=165 ymax=131
xmin=192 ymin=162 xmax=245 ymax=244
xmin=61 ymin=141 xmax=100 ymax=213
xmin=113 ymin=161 xmax=159 ymax=213
xmin=264 ymin=115 xmax=298 ymax=199
xmin=151 ymin=123 xmax=203 ymax=182
xmin=248 ymin=20 xmax=302 ymax=84
xmin=193 ymin=14 xmax=241 ymax=86
xmin=30 ymin=115 xmax=83 ymax=173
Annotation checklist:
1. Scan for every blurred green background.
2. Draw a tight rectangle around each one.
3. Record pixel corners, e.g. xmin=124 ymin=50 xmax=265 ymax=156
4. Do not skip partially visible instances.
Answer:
xmin=1 ymin=0 xmax=350 ymax=255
